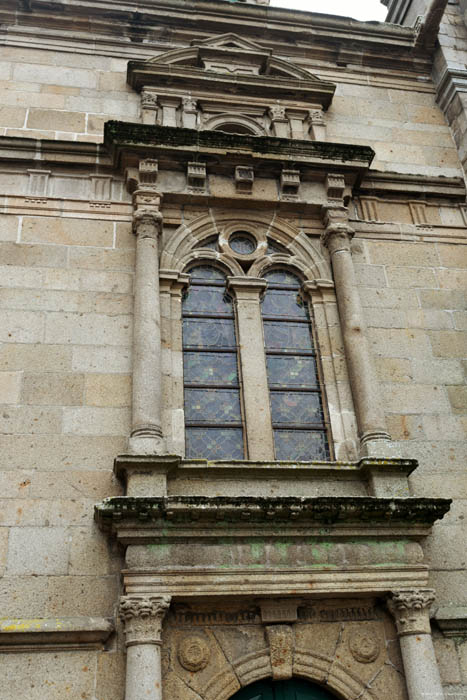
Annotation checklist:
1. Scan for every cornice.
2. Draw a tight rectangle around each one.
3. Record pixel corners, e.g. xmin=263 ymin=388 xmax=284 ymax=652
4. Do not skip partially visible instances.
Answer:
xmin=104 ymin=121 xmax=375 ymax=176
xmin=0 ymin=0 xmax=429 ymax=77
xmin=0 ymin=617 xmax=114 ymax=651
xmin=94 ymin=495 xmax=451 ymax=532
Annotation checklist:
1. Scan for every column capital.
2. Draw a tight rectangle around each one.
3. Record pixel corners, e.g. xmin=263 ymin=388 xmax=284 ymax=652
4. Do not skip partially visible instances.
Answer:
xmin=132 ymin=195 xmax=163 ymax=239
xmin=387 ymin=589 xmax=435 ymax=636
xmin=227 ymin=276 xmax=267 ymax=300
xmin=119 ymin=595 xmax=171 ymax=647
xmin=320 ymin=223 xmax=355 ymax=254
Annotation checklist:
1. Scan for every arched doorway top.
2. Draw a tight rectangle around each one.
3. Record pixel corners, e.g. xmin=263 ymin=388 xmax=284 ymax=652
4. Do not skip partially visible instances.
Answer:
xmin=230 ymin=678 xmax=337 ymax=700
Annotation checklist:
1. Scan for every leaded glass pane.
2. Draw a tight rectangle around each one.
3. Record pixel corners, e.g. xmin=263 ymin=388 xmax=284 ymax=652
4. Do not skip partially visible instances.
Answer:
xmin=185 ymin=427 xmax=244 ymax=460
xmin=189 ymin=265 xmax=225 ymax=280
xmin=264 ymin=270 xmax=300 ymax=286
xmin=185 ymin=388 xmax=242 ymax=423
xmin=266 ymin=239 xmax=288 ymax=255
xmin=270 ymin=391 xmax=323 ymax=425
xmin=183 ymin=285 xmax=232 ymax=315
xmin=263 ymin=321 xmax=313 ymax=352
xmin=196 ymin=238 xmax=218 ymax=251
xmin=184 ymin=352 xmax=238 ymax=385
xmin=266 ymin=356 xmax=319 ymax=389
xmin=274 ymin=430 xmax=329 ymax=461
xmin=183 ymin=318 xmax=236 ymax=349
xmin=261 ymin=289 xmax=308 ymax=319
xmin=229 ymin=232 xmax=256 ymax=255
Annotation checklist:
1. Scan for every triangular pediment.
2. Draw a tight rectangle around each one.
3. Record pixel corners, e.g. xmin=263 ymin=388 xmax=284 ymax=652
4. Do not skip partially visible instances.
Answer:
xmin=127 ymin=34 xmax=336 ymax=108
xmin=191 ymin=33 xmax=266 ymax=52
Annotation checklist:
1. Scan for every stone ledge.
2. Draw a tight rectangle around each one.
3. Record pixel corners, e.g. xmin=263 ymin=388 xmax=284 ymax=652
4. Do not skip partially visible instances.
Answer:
xmin=434 ymin=606 xmax=467 ymax=638
xmin=95 ymin=494 xmax=450 ymax=531
xmin=0 ymin=617 xmax=114 ymax=652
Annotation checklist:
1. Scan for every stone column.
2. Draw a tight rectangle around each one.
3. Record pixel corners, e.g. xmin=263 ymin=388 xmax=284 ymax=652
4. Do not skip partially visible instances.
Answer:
xmin=388 ymin=590 xmax=444 ymax=700
xmin=227 ymin=277 xmax=275 ymax=461
xmin=129 ymin=190 xmax=164 ymax=455
xmin=119 ymin=595 xmax=171 ymax=700
xmin=321 ymin=204 xmax=392 ymax=457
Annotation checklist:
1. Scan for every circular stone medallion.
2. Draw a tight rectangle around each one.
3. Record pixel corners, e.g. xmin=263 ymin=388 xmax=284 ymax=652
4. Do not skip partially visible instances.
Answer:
xmin=178 ymin=635 xmax=210 ymax=672
xmin=348 ymin=629 xmax=380 ymax=664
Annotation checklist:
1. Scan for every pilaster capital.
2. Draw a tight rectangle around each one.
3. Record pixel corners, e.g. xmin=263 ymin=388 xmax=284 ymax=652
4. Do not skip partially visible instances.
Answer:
xmin=387 ymin=589 xmax=435 ymax=636
xmin=119 ymin=595 xmax=171 ymax=647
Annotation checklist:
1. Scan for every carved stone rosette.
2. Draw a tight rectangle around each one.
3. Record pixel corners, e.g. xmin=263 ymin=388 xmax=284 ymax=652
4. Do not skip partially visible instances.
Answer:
xmin=119 ymin=595 xmax=171 ymax=647
xmin=387 ymin=589 xmax=435 ymax=636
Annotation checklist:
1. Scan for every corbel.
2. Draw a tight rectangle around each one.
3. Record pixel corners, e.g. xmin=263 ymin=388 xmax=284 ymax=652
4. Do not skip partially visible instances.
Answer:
xmin=280 ymin=168 xmax=300 ymax=199
xmin=235 ymin=165 xmax=254 ymax=194
xmin=187 ymin=161 xmax=206 ymax=190
xmin=325 ymin=173 xmax=345 ymax=203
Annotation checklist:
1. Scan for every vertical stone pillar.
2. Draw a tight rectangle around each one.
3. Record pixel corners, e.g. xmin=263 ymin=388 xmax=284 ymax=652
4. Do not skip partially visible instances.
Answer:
xmin=129 ymin=189 xmax=164 ymax=455
xmin=321 ymin=204 xmax=392 ymax=457
xmin=269 ymin=106 xmax=289 ymax=138
xmin=227 ymin=277 xmax=275 ymax=460
xmin=388 ymin=590 xmax=444 ymax=700
xmin=119 ymin=595 xmax=171 ymax=700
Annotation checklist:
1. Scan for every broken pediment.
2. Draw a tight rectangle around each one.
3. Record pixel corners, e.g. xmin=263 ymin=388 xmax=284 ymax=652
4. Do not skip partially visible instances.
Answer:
xmin=127 ymin=34 xmax=335 ymax=107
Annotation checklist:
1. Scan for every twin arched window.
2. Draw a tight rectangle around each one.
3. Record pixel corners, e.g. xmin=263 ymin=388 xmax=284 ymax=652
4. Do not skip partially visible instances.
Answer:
xmin=182 ymin=265 xmax=330 ymax=461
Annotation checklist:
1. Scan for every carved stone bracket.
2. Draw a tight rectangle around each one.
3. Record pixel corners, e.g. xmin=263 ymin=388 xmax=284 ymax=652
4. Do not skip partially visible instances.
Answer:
xmin=387 ymin=589 xmax=435 ymax=636
xmin=119 ymin=595 xmax=171 ymax=647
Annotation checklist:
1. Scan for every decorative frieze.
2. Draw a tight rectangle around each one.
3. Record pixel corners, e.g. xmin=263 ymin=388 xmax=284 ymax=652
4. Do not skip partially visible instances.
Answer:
xmin=27 ymin=169 xmax=50 ymax=197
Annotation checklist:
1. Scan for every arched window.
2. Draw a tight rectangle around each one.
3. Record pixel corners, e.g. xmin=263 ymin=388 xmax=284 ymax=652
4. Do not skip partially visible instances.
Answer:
xmin=261 ymin=269 xmax=330 ymax=461
xmin=182 ymin=265 xmax=245 ymax=459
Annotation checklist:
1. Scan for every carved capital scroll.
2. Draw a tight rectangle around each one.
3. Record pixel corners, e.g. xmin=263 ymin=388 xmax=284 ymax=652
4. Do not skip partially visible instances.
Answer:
xmin=387 ymin=589 xmax=435 ymax=636
xmin=119 ymin=595 xmax=171 ymax=647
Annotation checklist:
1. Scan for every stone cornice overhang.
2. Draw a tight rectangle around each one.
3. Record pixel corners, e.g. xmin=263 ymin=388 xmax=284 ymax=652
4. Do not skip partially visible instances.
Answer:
xmin=0 ymin=0 xmax=428 ymax=75
xmin=126 ymin=63 xmax=336 ymax=109
xmin=0 ymin=617 xmax=114 ymax=652
xmin=95 ymin=495 xmax=451 ymax=537
xmin=104 ymin=121 xmax=375 ymax=181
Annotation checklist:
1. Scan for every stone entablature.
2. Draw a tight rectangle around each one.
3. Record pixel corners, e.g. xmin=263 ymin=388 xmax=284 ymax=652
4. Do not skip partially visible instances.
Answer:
xmin=127 ymin=34 xmax=336 ymax=140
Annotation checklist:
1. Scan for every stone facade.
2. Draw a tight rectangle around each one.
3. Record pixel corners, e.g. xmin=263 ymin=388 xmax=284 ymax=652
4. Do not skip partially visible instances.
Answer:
xmin=0 ymin=0 xmax=466 ymax=698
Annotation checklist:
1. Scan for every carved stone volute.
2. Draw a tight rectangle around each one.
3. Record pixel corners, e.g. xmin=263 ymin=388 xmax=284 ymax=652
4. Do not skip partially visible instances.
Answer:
xmin=119 ymin=595 xmax=171 ymax=647
xmin=387 ymin=589 xmax=435 ymax=636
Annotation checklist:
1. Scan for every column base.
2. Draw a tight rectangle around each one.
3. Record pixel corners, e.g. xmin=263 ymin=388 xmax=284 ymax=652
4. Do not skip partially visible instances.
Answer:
xmin=128 ymin=435 xmax=165 ymax=456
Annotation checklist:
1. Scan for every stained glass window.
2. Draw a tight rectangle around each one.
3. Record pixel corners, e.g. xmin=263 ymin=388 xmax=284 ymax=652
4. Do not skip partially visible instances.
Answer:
xmin=182 ymin=265 xmax=245 ymax=459
xmin=261 ymin=269 xmax=330 ymax=461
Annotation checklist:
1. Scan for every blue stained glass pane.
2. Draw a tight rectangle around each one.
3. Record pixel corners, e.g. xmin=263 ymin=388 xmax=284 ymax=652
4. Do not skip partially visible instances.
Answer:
xmin=266 ymin=356 xmax=319 ymax=389
xmin=196 ymin=238 xmax=218 ymax=251
xmin=186 ymin=427 xmax=244 ymax=460
xmin=185 ymin=388 xmax=242 ymax=423
xmin=266 ymin=240 xmax=288 ymax=255
xmin=262 ymin=289 xmax=308 ymax=319
xmin=183 ymin=318 xmax=236 ymax=349
xmin=270 ymin=391 xmax=323 ymax=424
xmin=263 ymin=321 xmax=312 ymax=352
xmin=274 ymin=430 xmax=329 ymax=461
xmin=183 ymin=285 xmax=232 ymax=315
xmin=264 ymin=270 xmax=301 ymax=286
xmin=229 ymin=233 xmax=256 ymax=255
xmin=189 ymin=265 xmax=225 ymax=280
xmin=184 ymin=352 xmax=238 ymax=385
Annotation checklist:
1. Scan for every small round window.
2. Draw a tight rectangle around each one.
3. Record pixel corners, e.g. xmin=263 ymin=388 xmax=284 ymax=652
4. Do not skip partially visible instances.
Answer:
xmin=229 ymin=231 xmax=257 ymax=256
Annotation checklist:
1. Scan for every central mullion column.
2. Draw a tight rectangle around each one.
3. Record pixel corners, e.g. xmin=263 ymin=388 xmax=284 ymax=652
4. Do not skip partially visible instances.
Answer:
xmin=227 ymin=277 xmax=275 ymax=461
